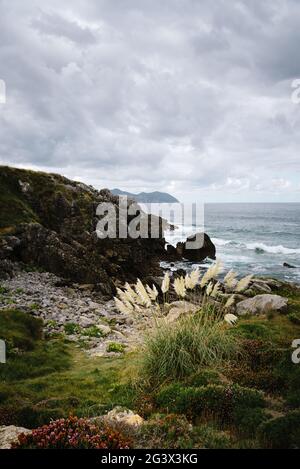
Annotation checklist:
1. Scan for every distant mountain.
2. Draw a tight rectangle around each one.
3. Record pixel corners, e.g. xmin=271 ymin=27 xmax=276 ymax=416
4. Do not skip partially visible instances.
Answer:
xmin=111 ymin=189 xmax=179 ymax=203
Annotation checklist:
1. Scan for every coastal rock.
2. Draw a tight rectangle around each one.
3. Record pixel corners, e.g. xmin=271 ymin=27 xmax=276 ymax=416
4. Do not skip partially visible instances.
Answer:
xmin=0 ymin=166 xmax=167 ymax=293
xmin=283 ymin=262 xmax=296 ymax=269
xmin=176 ymin=233 xmax=216 ymax=262
xmin=101 ymin=407 xmax=144 ymax=428
xmin=236 ymin=294 xmax=288 ymax=316
xmin=0 ymin=425 xmax=30 ymax=449
xmin=166 ymin=301 xmax=199 ymax=323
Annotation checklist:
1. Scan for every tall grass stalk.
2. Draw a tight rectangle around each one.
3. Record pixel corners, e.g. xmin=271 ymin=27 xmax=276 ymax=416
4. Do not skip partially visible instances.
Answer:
xmin=141 ymin=307 xmax=240 ymax=385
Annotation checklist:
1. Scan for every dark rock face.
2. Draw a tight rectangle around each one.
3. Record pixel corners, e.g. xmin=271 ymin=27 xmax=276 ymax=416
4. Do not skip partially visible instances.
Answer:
xmin=176 ymin=233 xmax=216 ymax=262
xmin=0 ymin=166 xmax=166 ymax=294
xmin=283 ymin=262 xmax=296 ymax=269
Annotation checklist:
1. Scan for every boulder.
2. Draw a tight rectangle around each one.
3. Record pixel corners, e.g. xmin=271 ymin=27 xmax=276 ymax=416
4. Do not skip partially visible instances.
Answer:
xmin=176 ymin=233 xmax=216 ymax=262
xmin=0 ymin=425 xmax=30 ymax=449
xmin=283 ymin=262 xmax=296 ymax=269
xmin=166 ymin=301 xmax=199 ymax=323
xmin=236 ymin=294 xmax=288 ymax=316
xmin=101 ymin=407 xmax=144 ymax=428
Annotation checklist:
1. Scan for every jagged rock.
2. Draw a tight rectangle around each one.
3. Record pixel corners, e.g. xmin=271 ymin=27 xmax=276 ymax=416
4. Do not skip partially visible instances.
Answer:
xmin=176 ymin=233 xmax=216 ymax=262
xmin=0 ymin=425 xmax=30 ymax=449
xmin=236 ymin=294 xmax=288 ymax=316
xmin=283 ymin=262 xmax=296 ymax=269
xmin=166 ymin=301 xmax=199 ymax=323
xmin=0 ymin=166 xmax=167 ymax=294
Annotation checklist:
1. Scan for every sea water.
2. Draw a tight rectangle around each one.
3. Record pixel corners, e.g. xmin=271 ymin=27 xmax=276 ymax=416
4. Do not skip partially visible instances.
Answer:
xmin=163 ymin=203 xmax=300 ymax=283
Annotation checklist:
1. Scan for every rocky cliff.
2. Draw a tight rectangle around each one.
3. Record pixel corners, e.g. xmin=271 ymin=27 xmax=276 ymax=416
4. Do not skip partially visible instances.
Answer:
xmin=0 ymin=166 xmax=166 ymax=295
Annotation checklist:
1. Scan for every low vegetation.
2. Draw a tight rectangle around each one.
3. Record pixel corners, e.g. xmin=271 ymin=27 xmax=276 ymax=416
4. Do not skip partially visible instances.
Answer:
xmin=1 ymin=271 xmax=300 ymax=448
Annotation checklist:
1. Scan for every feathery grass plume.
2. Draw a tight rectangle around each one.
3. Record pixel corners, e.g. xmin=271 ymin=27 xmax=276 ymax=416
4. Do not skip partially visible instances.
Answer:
xmin=225 ymin=295 xmax=236 ymax=309
xmin=124 ymin=283 xmax=138 ymax=302
xmin=224 ymin=270 xmax=238 ymax=289
xmin=224 ymin=313 xmax=238 ymax=325
xmin=211 ymin=281 xmax=221 ymax=298
xmin=135 ymin=279 xmax=151 ymax=307
xmin=116 ymin=287 xmax=128 ymax=303
xmin=146 ymin=284 xmax=159 ymax=301
xmin=174 ymin=277 xmax=186 ymax=298
xmin=206 ymin=281 xmax=213 ymax=296
xmin=161 ymin=272 xmax=170 ymax=294
xmin=114 ymin=297 xmax=134 ymax=315
xmin=185 ymin=269 xmax=200 ymax=290
xmin=200 ymin=264 xmax=215 ymax=288
xmin=235 ymin=274 xmax=253 ymax=293
xmin=211 ymin=259 xmax=223 ymax=278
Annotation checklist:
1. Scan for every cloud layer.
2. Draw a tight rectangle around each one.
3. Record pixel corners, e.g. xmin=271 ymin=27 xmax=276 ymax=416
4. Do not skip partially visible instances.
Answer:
xmin=0 ymin=0 xmax=300 ymax=201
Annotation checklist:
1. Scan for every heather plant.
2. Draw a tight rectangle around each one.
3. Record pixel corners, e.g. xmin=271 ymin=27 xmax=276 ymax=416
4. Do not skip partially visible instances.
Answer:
xmin=12 ymin=416 xmax=132 ymax=449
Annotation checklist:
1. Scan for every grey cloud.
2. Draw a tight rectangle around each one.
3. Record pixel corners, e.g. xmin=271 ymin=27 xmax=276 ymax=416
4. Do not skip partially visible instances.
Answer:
xmin=0 ymin=0 xmax=299 ymax=201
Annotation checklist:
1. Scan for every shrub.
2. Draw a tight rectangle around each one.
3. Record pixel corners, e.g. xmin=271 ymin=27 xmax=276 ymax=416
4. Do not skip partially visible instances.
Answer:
xmin=137 ymin=413 xmax=194 ymax=449
xmin=64 ymin=323 xmax=81 ymax=335
xmin=107 ymin=342 xmax=126 ymax=353
xmin=142 ymin=312 xmax=239 ymax=384
xmin=287 ymin=312 xmax=300 ymax=325
xmin=233 ymin=407 xmax=268 ymax=437
xmin=186 ymin=369 xmax=221 ymax=387
xmin=155 ymin=383 xmax=265 ymax=422
xmin=82 ymin=325 xmax=104 ymax=338
xmin=0 ymin=308 xmax=43 ymax=353
xmin=258 ymin=410 xmax=300 ymax=448
xmin=12 ymin=416 xmax=132 ymax=449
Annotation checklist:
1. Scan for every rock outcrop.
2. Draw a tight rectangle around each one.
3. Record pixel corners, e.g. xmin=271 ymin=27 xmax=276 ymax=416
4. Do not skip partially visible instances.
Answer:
xmin=0 ymin=425 xmax=30 ymax=449
xmin=176 ymin=233 xmax=216 ymax=262
xmin=236 ymin=294 xmax=288 ymax=316
xmin=0 ymin=166 xmax=166 ymax=294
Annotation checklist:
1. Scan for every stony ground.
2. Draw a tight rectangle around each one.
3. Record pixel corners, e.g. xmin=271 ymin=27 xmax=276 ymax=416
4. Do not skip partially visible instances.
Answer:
xmin=0 ymin=271 xmax=144 ymax=357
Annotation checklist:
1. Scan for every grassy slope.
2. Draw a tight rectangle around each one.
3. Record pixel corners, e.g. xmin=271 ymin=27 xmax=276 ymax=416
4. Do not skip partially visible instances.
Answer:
xmin=0 ymin=284 xmax=300 ymax=447
xmin=0 ymin=309 xmax=139 ymax=428
xmin=0 ymin=166 xmax=94 ymax=232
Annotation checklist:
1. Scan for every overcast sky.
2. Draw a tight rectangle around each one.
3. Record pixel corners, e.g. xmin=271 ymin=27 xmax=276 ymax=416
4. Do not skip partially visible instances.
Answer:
xmin=0 ymin=0 xmax=300 ymax=202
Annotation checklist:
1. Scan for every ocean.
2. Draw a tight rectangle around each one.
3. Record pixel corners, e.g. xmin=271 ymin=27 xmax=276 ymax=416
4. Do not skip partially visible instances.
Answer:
xmin=161 ymin=203 xmax=300 ymax=283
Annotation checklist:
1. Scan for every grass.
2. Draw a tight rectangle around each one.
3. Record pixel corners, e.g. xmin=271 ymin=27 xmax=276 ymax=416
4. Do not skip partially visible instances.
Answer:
xmin=141 ymin=308 xmax=240 ymax=385
xmin=0 ymin=308 xmax=139 ymax=428
xmin=1 ymin=283 xmax=300 ymax=447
